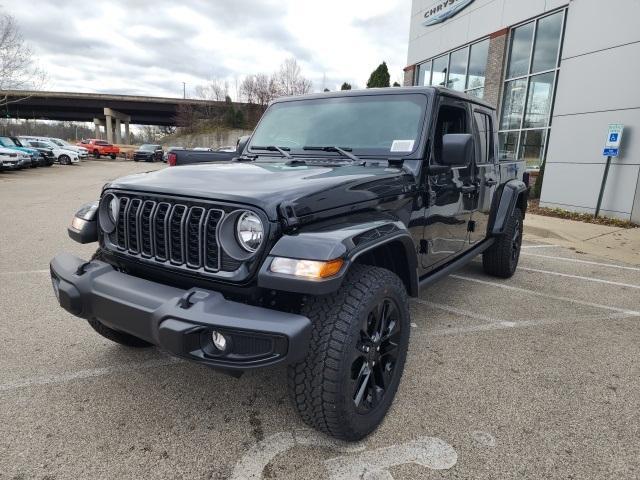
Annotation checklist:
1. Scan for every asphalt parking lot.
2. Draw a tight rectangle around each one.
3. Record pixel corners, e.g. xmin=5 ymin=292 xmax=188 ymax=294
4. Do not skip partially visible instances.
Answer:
xmin=1 ymin=161 xmax=639 ymax=480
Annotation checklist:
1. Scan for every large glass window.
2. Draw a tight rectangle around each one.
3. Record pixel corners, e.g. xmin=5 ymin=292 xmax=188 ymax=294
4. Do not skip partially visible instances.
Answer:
xmin=499 ymin=9 xmax=565 ymax=167
xmin=413 ymin=38 xmax=490 ymax=99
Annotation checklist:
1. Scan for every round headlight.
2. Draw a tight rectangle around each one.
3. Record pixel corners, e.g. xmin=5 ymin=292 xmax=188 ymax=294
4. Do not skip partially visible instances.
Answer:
xmin=108 ymin=196 xmax=119 ymax=223
xmin=236 ymin=211 xmax=264 ymax=253
xmin=98 ymin=193 xmax=119 ymax=234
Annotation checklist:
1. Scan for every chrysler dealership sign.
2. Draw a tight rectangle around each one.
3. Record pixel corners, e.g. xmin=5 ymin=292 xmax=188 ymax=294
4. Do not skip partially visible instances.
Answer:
xmin=422 ymin=0 xmax=475 ymax=26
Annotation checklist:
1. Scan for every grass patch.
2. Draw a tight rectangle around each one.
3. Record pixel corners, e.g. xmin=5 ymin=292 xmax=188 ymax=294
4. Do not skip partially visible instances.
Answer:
xmin=528 ymin=200 xmax=638 ymax=229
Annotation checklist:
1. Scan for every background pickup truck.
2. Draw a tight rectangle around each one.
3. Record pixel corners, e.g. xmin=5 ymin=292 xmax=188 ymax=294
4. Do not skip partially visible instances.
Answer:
xmin=77 ymin=139 xmax=120 ymax=159
xmin=167 ymin=136 xmax=250 ymax=166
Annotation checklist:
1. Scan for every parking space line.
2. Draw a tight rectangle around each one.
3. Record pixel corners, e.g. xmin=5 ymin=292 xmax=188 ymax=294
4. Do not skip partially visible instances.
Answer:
xmin=521 ymin=244 xmax=561 ymax=249
xmin=425 ymin=311 xmax=637 ymax=337
xmin=518 ymin=266 xmax=640 ymax=290
xmin=522 ymin=253 xmax=640 ymax=272
xmin=412 ymin=298 xmax=498 ymax=324
xmin=0 ymin=269 xmax=49 ymax=276
xmin=450 ymin=274 xmax=640 ymax=315
xmin=0 ymin=357 xmax=181 ymax=393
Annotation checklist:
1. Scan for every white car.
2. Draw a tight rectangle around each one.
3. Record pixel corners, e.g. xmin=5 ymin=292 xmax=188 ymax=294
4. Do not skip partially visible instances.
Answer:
xmin=24 ymin=139 xmax=80 ymax=165
xmin=20 ymin=136 xmax=89 ymax=159
xmin=0 ymin=146 xmax=27 ymax=170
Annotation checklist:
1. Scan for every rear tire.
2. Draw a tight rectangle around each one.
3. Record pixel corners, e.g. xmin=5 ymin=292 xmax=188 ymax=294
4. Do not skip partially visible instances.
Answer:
xmin=93 ymin=150 xmax=100 ymax=158
xmin=87 ymin=318 xmax=153 ymax=348
xmin=287 ymin=265 xmax=410 ymax=441
xmin=483 ymin=207 xmax=523 ymax=278
xmin=110 ymin=154 xmax=116 ymax=159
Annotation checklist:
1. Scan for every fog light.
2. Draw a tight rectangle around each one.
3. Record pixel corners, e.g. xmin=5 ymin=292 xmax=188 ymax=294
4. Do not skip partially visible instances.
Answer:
xmin=211 ymin=330 xmax=228 ymax=352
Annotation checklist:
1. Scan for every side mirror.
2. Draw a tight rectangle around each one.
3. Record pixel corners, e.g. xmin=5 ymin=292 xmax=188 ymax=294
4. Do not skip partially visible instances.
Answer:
xmin=236 ymin=135 xmax=251 ymax=154
xmin=441 ymin=133 xmax=473 ymax=166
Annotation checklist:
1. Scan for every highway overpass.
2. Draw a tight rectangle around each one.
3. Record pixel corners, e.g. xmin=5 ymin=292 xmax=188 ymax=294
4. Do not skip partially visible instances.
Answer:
xmin=0 ymin=90 xmax=256 ymax=143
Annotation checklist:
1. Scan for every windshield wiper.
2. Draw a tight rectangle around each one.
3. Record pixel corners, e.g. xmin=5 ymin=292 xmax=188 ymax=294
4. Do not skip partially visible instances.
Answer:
xmin=302 ymin=146 xmax=361 ymax=163
xmin=251 ymin=145 xmax=292 ymax=158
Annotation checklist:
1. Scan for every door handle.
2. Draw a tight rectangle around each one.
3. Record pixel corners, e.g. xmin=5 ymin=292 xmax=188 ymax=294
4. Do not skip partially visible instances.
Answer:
xmin=484 ymin=178 xmax=498 ymax=187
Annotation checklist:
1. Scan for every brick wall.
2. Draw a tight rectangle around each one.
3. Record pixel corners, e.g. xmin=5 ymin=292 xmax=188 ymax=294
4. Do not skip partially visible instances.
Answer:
xmin=403 ymin=65 xmax=416 ymax=86
xmin=484 ymin=28 xmax=509 ymax=109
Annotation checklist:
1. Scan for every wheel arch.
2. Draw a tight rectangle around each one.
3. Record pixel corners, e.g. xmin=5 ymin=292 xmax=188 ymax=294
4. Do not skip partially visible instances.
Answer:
xmin=489 ymin=179 xmax=528 ymax=236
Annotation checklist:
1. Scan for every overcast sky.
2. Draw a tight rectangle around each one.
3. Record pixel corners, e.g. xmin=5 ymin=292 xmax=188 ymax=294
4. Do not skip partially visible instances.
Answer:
xmin=6 ymin=0 xmax=411 ymax=99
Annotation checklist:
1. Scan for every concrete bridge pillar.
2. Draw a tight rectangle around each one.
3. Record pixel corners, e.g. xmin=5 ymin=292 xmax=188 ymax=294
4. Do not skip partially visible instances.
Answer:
xmin=124 ymin=121 xmax=130 ymax=145
xmin=115 ymin=118 xmax=122 ymax=144
xmin=103 ymin=108 xmax=130 ymax=145
xmin=105 ymin=114 xmax=113 ymax=143
xmin=93 ymin=118 xmax=105 ymax=139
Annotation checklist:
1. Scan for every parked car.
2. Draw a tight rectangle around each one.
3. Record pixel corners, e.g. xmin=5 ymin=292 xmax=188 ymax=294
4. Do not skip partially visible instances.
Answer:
xmin=168 ymin=137 xmax=249 ymax=166
xmin=133 ymin=144 xmax=163 ymax=162
xmin=25 ymin=139 xmax=78 ymax=165
xmin=51 ymin=87 xmax=527 ymax=441
xmin=216 ymin=145 xmax=237 ymax=152
xmin=21 ymin=140 xmax=55 ymax=167
xmin=21 ymin=136 xmax=89 ymax=159
xmin=162 ymin=146 xmax=183 ymax=162
xmin=0 ymin=136 xmax=39 ymax=167
xmin=0 ymin=147 xmax=26 ymax=171
xmin=77 ymin=139 xmax=119 ymax=159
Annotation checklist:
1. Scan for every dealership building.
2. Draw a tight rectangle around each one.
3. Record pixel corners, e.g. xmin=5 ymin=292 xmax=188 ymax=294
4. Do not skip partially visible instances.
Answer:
xmin=404 ymin=0 xmax=640 ymax=222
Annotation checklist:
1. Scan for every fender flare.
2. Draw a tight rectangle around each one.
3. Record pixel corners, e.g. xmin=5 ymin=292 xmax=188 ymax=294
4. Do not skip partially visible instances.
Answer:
xmin=490 ymin=180 xmax=528 ymax=236
xmin=258 ymin=221 xmax=419 ymax=296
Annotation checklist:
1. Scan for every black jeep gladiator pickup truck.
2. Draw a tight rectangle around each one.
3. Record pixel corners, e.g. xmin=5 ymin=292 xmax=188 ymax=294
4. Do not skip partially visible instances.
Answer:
xmin=52 ymin=87 xmax=527 ymax=441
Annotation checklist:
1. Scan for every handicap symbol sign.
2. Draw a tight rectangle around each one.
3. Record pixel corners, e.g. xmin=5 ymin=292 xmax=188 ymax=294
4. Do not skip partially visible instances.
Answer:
xmin=609 ymin=133 xmax=619 ymax=143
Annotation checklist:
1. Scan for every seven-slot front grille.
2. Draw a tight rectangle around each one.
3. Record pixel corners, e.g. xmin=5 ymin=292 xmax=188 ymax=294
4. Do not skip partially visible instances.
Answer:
xmin=108 ymin=195 xmax=227 ymax=272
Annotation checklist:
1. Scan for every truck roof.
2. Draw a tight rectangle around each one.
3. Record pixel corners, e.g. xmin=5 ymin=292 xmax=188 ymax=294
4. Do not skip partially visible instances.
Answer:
xmin=271 ymin=86 xmax=495 ymax=111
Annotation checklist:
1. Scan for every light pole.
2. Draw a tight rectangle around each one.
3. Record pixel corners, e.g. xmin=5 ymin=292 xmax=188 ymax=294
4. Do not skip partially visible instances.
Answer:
xmin=182 ymin=82 xmax=186 ymax=99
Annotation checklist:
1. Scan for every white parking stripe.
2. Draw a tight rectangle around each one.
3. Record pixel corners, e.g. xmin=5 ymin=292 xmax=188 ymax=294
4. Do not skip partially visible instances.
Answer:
xmin=424 ymin=311 xmax=637 ymax=337
xmin=521 ymin=244 xmax=561 ymax=249
xmin=412 ymin=298 xmax=498 ymax=324
xmin=451 ymin=274 xmax=640 ymax=315
xmin=0 ymin=357 xmax=181 ymax=393
xmin=522 ymin=253 xmax=640 ymax=272
xmin=518 ymin=266 xmax=640 ymax=290
xmin=0 ymin=269 xmax=49 ymax=276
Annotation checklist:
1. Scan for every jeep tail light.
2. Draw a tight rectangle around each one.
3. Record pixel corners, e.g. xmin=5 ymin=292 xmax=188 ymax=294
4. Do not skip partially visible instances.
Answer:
xmin=168 ymin=152 xmax=177 ymax=166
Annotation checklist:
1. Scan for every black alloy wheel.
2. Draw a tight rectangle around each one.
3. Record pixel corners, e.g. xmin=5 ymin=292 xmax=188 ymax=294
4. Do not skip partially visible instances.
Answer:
xmin=352 ymin=298 xmax=402 ymax=413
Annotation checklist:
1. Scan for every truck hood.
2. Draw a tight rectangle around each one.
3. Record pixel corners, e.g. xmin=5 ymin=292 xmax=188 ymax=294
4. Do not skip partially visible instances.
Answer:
xmin=107 ymin=161 xmax=415 ymax=220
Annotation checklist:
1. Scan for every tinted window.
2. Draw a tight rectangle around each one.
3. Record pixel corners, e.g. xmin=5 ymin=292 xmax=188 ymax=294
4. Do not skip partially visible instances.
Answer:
xmin=249 ymin=94 xmax=428 ymax=156
xmin=474 ymin=112 xmax=494 ymax=164
xmin=431 ymin=55 xmax=448 ymax=87
xmin=531 ymin=12 xmax=563 ymax=73
xmin=447 ymin=48 xmax=468 ymax=91
xmin=467 ymin=39 xmax=489 ymax=90
xmin=507 ymin=22 xmax=534 ymax=79
xmin=434 ymin=105 xmax=469 ymax=164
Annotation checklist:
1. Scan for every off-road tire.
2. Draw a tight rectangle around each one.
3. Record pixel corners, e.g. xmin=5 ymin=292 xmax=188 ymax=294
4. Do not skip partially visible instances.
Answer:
xmin=287 ymin=264 xmax=411 ymax=441
xmin=483 ymin=207 xmax=523 ymax=278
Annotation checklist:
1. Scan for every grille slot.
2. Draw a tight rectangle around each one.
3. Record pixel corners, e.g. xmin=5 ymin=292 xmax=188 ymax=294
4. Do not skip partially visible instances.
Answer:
xmin=169 ymin=205 xmax=187 ymax=264
xmin=108 ymin=193 xmax=236 ymax=273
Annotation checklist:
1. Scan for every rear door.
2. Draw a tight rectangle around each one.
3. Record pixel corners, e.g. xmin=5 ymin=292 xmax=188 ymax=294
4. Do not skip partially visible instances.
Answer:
xmin=421 ymin=97 xmax=475 ymax=269
xmin=469 ymin=108 xmax=499 ymax=244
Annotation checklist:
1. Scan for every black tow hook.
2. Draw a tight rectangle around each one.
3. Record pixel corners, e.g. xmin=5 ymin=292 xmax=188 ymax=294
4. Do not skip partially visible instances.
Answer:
xmin=178 ymin=290 xmax=209 ymax=309
xmin=75 ymin=261 xmax=92 ymax=276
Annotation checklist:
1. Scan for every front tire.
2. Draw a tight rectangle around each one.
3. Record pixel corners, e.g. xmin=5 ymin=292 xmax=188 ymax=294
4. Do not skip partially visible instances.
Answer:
xmin=110 ymin=154 xmax=116 ymax=159
xmin=288 ymin=265 xmax=410 ymax=441
xmin=483 ymin=207 xmax=523 ymax=278
xmin=59 ymin=155 xmax=71 ymax=165
xmin=93 ymin=150 xmax=100 ymax=158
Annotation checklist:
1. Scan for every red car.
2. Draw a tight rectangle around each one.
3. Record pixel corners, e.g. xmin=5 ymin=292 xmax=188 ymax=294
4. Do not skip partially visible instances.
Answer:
xmin=77 ymin=139 xmax=120 ymax=159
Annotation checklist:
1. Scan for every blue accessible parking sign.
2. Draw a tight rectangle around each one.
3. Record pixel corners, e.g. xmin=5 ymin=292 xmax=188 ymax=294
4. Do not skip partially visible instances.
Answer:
xmin=603 ymin=124 xmax=624 ymax=157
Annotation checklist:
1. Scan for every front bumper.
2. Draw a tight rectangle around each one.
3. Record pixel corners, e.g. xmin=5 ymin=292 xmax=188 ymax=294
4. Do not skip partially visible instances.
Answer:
xmin=50 ymin=253 xmax=312 ymax=370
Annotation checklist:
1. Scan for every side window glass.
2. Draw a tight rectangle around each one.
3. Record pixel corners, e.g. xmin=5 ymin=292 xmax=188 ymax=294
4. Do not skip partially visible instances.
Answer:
xmin=485 ymin=114 xmax=495 ymax=163
xmin=473 ymin=112 xmax=488 ymax=164
xmin=434 ymin=105 xmax=469 ymax=164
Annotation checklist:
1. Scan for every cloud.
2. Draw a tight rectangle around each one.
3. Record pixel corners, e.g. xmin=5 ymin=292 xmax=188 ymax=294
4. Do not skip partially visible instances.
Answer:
xmin=4 ymin=0 xmax=412 ymax=98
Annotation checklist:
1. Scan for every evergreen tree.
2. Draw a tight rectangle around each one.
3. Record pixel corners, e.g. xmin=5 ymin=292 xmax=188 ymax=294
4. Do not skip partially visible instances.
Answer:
xmin=392 ymin=81 xmax=401 ymax=87
xmin=340 ymin=82 xmax=352 ymax=90
xmin=366 ymin=62 xmax=390 ymax=88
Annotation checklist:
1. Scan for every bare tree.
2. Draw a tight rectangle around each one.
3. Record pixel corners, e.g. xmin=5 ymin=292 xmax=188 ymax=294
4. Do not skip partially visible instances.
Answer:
xmin=274 ymin=57 xmax=312 ymax=97
xmin=254 ymin=73 xmax=279 ymax=108
xmin=0 ymin=10 xmax=46 ymax=107
xmin=239 ymin=75 xmax=256 ymax=104
xmin=194 ymin=77 xmax=229 ymax=102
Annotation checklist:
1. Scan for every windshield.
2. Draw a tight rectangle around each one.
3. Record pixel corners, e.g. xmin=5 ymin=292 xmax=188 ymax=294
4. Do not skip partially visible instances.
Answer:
xmin=249 ymin=94 xmax=428 ymax=157
xmin=51 ymin=139 xmax=66 ymax=146
xmin=139 ymin=144 xmax=157 ymax=151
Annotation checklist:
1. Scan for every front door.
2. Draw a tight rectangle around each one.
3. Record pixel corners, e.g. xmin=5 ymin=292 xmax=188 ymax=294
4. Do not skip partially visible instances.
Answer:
xmin=422 ymin=99 xmax=476 ymax=269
